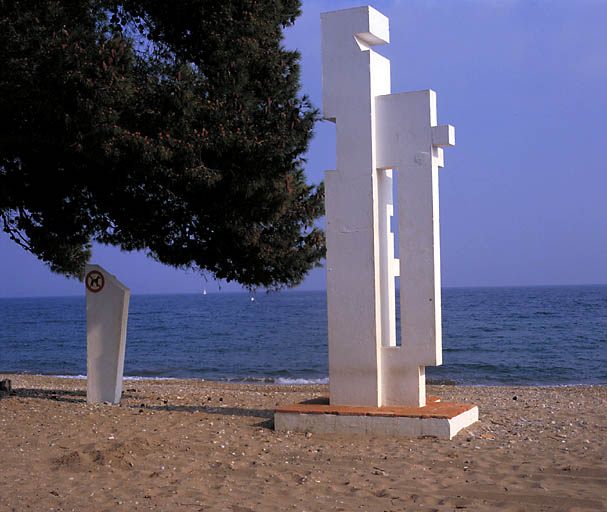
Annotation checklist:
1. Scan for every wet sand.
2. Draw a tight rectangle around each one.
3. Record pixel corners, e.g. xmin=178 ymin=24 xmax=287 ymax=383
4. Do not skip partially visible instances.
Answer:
xmin=1 ymin=375 xmax=605 ymax=511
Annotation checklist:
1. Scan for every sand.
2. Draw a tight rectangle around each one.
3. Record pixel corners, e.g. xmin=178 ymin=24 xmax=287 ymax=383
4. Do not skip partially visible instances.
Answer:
xmin=0 ymin=375 xmax=605 ymax=511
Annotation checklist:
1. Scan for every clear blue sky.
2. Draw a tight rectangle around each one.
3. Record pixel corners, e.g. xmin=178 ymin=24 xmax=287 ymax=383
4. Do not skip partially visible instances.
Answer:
xmin=2 ymin=0 xmax=606 ymax=297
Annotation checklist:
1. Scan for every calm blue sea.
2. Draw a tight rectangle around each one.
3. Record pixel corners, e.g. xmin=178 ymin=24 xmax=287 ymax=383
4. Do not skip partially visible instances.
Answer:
xmin=1 ymin=286 xmax=606 ymax=386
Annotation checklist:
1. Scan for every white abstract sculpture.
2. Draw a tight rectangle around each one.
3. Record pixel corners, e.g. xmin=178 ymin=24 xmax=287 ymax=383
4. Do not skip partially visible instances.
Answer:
xmin=322 ymin=6 xmax=455 ymax=407
xmin=85 ymin=264 xmax=130 ymax=404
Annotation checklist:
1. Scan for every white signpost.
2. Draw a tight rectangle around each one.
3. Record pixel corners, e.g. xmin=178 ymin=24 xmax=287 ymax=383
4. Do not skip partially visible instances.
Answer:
xmin=85 ymin=264 xmax=130 ymax=404
xmin=275 ymin=5 xmax=478 ymax=438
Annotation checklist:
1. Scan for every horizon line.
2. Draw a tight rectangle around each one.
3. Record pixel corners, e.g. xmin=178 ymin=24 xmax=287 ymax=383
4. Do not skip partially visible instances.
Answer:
xmin=2 ymin=282 xmax=607 ymax=300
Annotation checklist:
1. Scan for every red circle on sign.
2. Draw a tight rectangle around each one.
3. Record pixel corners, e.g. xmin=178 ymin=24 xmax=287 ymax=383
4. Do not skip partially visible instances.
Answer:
xmin=85 ymin=270 xmax=105 ymax=293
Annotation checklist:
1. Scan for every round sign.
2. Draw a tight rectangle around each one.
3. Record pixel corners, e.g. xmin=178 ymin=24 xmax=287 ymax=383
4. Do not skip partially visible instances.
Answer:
xmin=85 ymin=270 xmax=105 ymax=293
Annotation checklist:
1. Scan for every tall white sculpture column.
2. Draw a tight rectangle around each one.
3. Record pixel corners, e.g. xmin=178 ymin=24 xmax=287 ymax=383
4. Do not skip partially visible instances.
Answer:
xmin=275 ymin=5 xmax=478 ymax=439
xmin=322 ymin=5 xmax=392 ymax=407
xmin=376 ymin=91 xmax=455 ymax=406
xmin=323 ymin=6 xmax=454 ymax=408
xmin=85 ymin=264 xmax=130 ymax=404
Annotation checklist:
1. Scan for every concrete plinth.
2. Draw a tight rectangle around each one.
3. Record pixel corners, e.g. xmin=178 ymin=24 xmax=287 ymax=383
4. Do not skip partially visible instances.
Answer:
xmin=275 ymin=397 xmax=478 ymax=440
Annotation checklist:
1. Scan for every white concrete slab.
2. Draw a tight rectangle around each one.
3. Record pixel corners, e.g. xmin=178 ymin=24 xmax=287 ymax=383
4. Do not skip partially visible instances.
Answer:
xmin=275 ymin=406 xmax=478 ymax=440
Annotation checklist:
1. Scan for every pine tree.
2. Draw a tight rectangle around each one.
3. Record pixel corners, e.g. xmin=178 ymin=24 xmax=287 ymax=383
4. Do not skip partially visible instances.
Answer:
xmin=0 ymin=0 xmax=324 ymax=289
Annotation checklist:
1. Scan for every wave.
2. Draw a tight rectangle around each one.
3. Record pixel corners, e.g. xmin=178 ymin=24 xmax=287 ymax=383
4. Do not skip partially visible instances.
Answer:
xmin=31 ymin=373 xmax=327 ymax=385
xmin=223 ymin=376 xmax=329 ymax=385
xmin=13 ymin=373 xmax=604 ymax=387
xmin=29 ymin=374 xmax=178 ymax=381
xmin=274 ymin=377 xmax=329 ymax=385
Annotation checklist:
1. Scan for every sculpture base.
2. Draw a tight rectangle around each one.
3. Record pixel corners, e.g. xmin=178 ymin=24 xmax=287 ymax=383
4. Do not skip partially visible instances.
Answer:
xmin=274 ymin=397 xmax=478 ymax=440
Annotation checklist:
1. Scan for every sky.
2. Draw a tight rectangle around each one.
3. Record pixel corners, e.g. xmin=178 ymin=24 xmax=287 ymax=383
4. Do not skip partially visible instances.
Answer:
xmin=2 ymin=0 xmax=607 ymax=297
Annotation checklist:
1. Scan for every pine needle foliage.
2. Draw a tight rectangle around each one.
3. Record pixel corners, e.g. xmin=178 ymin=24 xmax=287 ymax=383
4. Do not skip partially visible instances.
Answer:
xmin=0 ymin=0 xmax=324 ymax=289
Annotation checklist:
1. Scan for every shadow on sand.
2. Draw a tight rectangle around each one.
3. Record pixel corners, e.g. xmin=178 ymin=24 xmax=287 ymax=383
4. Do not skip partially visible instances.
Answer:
xmin=8 ymin=387 xmax=137 ymax=403
xmin=5 ymin=386 xmax=276 ymax=428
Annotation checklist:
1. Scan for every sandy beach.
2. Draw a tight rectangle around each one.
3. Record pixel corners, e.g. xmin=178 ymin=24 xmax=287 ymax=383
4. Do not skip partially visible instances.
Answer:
xmin=0 ymin=375 xmax=605 ymax=511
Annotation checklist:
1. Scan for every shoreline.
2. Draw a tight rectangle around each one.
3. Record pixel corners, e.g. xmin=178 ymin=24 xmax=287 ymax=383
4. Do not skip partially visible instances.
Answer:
xmin=2 ymin=372 xmax=606 ymax=388
xmin=1 ymin=375 xmax=606 ymax=510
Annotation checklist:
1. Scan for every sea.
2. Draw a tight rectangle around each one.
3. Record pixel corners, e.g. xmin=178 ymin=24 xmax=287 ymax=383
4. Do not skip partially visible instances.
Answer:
xmin=1 ymin=286 xmax=606 ymax=386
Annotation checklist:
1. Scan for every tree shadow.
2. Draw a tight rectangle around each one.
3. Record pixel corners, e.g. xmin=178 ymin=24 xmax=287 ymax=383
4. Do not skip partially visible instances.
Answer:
xmin=5 ymin=387 xmax=277 ymax=430
xmin=133 ymin=403 xmax=274 ymax=420
xmin=8 ymin=388 xmax=136 ymax=403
